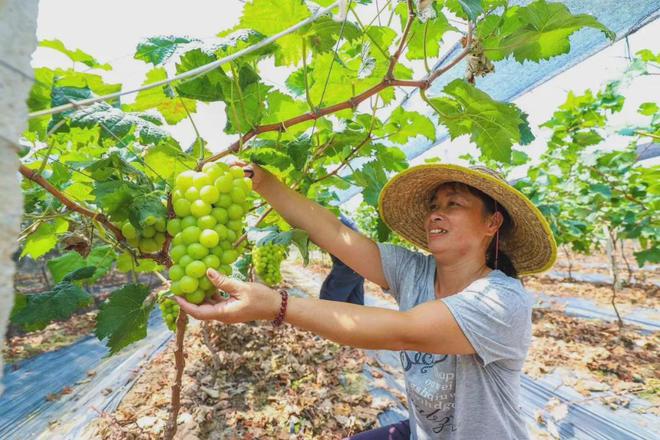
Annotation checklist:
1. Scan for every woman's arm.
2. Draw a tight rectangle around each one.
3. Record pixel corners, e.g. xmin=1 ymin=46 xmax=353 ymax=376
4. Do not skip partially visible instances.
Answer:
xmin=175 ymin=270 xmax=475 ymax=355
xmin=251 ymin=164 xmax=389 ymax=289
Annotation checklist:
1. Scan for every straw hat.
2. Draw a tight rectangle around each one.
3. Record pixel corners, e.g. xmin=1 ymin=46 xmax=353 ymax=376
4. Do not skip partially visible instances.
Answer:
xmin=377 ymin=164 xmax=557 ymax=276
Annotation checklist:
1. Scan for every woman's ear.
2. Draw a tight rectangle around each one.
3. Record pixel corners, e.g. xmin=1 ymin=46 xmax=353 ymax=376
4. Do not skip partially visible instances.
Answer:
xmin=487 ymin=211 xmax=504 ymax=234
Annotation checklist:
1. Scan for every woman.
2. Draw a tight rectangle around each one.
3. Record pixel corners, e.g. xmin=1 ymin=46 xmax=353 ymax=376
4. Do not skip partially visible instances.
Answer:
xmin=175 ymin=163 xmax=557 ymax=440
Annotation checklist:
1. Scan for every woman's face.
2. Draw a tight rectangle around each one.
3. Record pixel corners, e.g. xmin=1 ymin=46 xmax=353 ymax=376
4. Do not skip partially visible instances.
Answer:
xmin=424 ymin=183 xmax=501 ymax=258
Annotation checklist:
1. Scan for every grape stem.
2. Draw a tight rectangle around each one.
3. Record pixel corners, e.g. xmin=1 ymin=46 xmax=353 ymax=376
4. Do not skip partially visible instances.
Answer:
xmin=164 ymin=311 xmax=188 ymax=440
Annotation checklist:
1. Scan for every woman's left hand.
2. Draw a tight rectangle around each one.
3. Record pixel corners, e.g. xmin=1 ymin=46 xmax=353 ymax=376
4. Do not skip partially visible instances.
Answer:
xmin=174 ymin=269 xmax=281 ymax=324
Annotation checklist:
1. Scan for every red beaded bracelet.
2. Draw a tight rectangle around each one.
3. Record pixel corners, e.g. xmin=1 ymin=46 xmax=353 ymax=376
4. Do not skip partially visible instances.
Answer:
xmin=272 ymin=289 xmax=288 ymax=327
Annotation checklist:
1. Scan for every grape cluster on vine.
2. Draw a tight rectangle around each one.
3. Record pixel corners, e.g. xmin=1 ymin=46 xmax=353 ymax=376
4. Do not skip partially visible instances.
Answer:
xmin=167 ymin=163 xmax=251 ymax=304
xmin=121 ymin=215 xmax=167 ymax=254
xmin=253 ymin=243 xmax=287 ymax=286
xmin=158 ymin=292 xmax=180 ymax=331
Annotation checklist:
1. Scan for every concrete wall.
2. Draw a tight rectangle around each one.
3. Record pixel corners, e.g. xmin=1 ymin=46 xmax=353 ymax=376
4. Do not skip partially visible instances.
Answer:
xmin=0 ymin=0 xmax=39 ymax=395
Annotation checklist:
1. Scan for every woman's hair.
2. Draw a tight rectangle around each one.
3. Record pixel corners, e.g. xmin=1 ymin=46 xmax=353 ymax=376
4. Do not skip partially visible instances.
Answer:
xmin=433 ymin=182 xmax=518 ymax=278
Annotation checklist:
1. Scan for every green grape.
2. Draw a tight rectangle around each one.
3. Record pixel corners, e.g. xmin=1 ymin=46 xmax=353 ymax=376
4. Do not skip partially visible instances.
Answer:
xmin=221 ymin=249 xmax=238 ymax=265
xmin=187 ymin=242 xmax=209 ymax=259
xmin=158 ymin=292 xmax=180 ymax=331
xmin=200 ymin=185 xmax=220 ymax=204
xmin=172 ymin=233 xmax=184 ymax=246
xmin=230 ymin=187 xmax=246 ymax=203
xmin=227 ymin=204 xmax=243 ymax=220
xmin=172 ymin=189 xmax=184 ymax=201
xmin=253 ymin=243 xmax=287 ymax=286
xmin=154 ymin=217 xmax=167 ymax=232
xmin=181 ymin=216 xmax=197 ymax=229
xmin=225 ymin=229 xmax=237 ymax=242
xmin=154 ymin=232 xmax=166 ymax=247
xmin=220 ymin=240 xmax=233 ymax=251
xmin=175 ymin=170 xmax=196 ymax=190
xmin=167 ymin=218 xmax=182 ymax=236
xmin=197 ymin=215 xmax=217 ymax=229
xmin=186 ymin=289 xmax=206 ymax=304
xmin=243 ymin=176 xmax=253 ymax=191
xmin=185 ymin=260 xmax=207 ymax=278
xmin=169 ymin=265 xmax=184 ymax=281
xmin=213 ymin=224 xmax=229 ymax=241
xmin=198 ymin=275 xmax=214 ymax=291
xmin=182 ymin=226 xmax=201 ymax=245
xmin=190 ymin=200 xmax=212 ymax=217
xmin=214 ymin=175 xmax=233 ymax=193
xmin=199 ymin=229 xmax=219 ymax=248
xmin=171 ymin=283 xmax=182 ymax=297
xmin=144 ymin=215 xmax=157 ymax=226
xmin=142 ymin=225 xmax=156 ymax=238
xmin=140 ymin=238 xmax=159 ymax=253
xmin=184 ymin=186 xmax=200 ymax=202
xmin=202 ymin=163 xmax=223 ymax=182
xmin=219 ymin=264 xmax=232 ymax=276
xmin=211 ymin=207 xmax=229 ymax=224
xmin=217 ymin=194 xmax=232 ymax=208
xmin=179 ymin=275 xmax=199 ymax=294
xmin=178 ymin=254 xmax=193 ymax=268
xmin=192 ymin=173 xmax=211 ymax=189
xmin=229 ymin=165 xmax=244 ymax=179
xmin=203 ymin=254 xmax=221 ymax=269
xmin=211 ymin=246 xmax=224 ymax=258
xmin=122 ymin=222 xmax=138 ymax=239
xmin=173 ymin=198 xmax=191 ymax=217
xmin=227 ymin=220 xmax=243 ymax=232
xmin=127 ymin=237 xmax=140 ymax=248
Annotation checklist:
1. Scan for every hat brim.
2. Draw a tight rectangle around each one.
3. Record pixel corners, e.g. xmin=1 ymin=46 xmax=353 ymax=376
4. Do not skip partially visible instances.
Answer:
xmin=377 ymin=164 xmax=557 ymax=276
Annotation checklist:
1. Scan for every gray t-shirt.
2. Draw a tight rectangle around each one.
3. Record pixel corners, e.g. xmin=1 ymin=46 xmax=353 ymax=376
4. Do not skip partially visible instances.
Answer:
xmin=378 ymin=243 xmax=534 ymax=440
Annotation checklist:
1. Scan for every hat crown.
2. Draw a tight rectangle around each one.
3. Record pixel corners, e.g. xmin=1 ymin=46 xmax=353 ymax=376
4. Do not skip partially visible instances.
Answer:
xmin=469 ymin=165 xmax=506 ymax=183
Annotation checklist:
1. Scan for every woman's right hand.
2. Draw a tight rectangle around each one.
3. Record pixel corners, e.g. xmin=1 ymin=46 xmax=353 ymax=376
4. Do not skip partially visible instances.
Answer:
xmin=235 ymin=162 xmax=270 ymax=193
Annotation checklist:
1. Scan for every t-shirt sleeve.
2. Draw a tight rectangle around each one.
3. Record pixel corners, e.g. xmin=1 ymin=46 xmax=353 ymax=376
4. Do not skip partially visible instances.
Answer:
xmin=441 ymin=278 xmax=532 ymax=366
xmin=376 ymin=242 xmax=420 ymax=304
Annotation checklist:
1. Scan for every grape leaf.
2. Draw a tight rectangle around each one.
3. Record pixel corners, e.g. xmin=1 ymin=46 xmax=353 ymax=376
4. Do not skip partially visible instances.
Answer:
xmin=20 ymin=218 xmax=69 ymax=260
xmin=143 ymin=143 xmax=196 ymax=184
xmin=175 ymin=49 xmax=230 ymax=102
xmin=395 ymin=3 xmax=456 ymax=60
xmin=128 ymin=192 xmax=168 ymax=229
xmin=303 ymin=16 xmax=361 ymax=54
xmin=429 ymin=79 xmax=524 ymax=162
xmin=92 ymin=180 xmax=141 ymax=221
xmin=40 ymin=39 xmax=111 ymax=70
xmin=67 ymin=102 xmax=172 ymax=145
xmin=442 ymin=0 xmax=485 ymax=21
xmin=11 ymin=268 xmax=95 ymax=331
xmin=127 ymin=68 xmax=197 ymax=125
xmin=256 ymin=228 xmax=310 ymax=265
xmin=47 ymin=251 xmax=86 ymax=283
xmin=379 ymin=107 xmax=436 ymax=145
xmin=95 ymin=283 xmax=153 ymax=354
xmin=239 ymin=0 xmax=312 ymax=66
xmin=135 ymin=35 xmax=198 ymax=65
xmin=86 ymin=245 xmax=116 ymax=282
xmin=480 ymin=0 xmax=615 ymax=63
xmin=634 ymin=247 xmax=659 ymax=267
xmin=215 ymin=29 xmax=277 ymax=61
xmin=349 ymin=160 xmax=388 ymax=206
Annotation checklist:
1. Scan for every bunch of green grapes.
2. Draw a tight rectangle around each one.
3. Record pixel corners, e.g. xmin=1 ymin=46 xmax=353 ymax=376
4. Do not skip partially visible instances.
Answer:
xmin=167 ymin=163 xmax=251 ymax=304
xmin=158 ymin=292 xmax=180 ymax=331
xmin=121 ymin=215 xmax=168 ymax=254
xmin=253 ymin=243 xmax=287 ymax=286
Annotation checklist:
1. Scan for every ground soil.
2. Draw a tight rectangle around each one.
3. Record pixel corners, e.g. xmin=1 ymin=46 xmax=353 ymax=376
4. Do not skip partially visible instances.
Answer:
xmin=91 ymin=321 xmax=389 ymax=439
